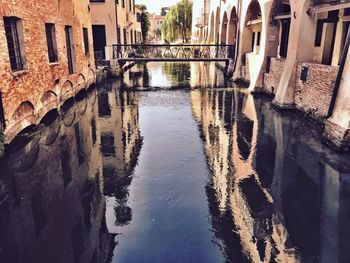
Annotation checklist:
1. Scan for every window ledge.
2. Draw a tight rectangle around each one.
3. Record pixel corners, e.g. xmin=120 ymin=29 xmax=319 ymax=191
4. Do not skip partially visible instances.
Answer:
xmin=12 ymin=70 xmax=28 ymax=78
xmin=49 ymin=62 xmax=59 ymax=67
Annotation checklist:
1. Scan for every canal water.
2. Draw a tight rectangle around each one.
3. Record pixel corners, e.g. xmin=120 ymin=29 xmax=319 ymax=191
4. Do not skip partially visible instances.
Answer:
xmin=0 ymin=62 xmax=350 ymax=263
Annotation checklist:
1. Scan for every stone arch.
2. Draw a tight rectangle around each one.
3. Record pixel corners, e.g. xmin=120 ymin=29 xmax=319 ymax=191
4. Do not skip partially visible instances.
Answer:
xmin=76 ymin=73 xmax=87 ymax=95
xmin=87 ymin=68 xmax=95 ymax=85
xmin=208 ymin=12 xmax=215 ymax=43
xmin=37 ymin=90 xmax=59 ymax=121
xmin=261 ymin=0 xmax=292 ymax=94
xmin=237 ymin=0 xmax=267 ymax=90
xmin=60 ymin=80 xmax=74 ymax=104
xmin=7 ymin=101 xmax=37 ymax=142
xmin=41 ymin=90 xmax=58 ymax=106
xmin=12 ymin=101 xmax=35 ymax=124
xmin=215 ymin=7 xmax=221 ymax=44
xmin=227 ymin=7 xmax=238 ymax=45
xmin=270 ymin=0 xmax=291 ymax=58
xmin=77 ymin=73 xmax=86 ymax=86
xmin=221 ymin=11 xmax=228 ymax=44
xmin=242 ymin=0 xmax=263 ymax=55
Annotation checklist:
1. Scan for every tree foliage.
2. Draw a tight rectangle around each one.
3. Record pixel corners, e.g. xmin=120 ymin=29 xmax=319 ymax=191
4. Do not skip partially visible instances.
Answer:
xmin=161 ymin=7 xmax=169 ymax=16
xmin=161 ymin=0 xmax=193 ymax=43
xmin=136 ymin=4 xmax=150 ymax=43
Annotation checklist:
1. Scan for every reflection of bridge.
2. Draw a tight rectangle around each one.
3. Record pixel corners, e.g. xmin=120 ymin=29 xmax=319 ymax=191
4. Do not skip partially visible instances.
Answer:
xmin=110 ymin=44 xmax=235 ymax=63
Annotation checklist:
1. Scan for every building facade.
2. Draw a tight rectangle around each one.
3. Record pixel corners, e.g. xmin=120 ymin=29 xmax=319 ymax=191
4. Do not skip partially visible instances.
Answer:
xmin=0 ymin=0 xmax=95 ymax=143
xmin=148 ymin=13 xmax=166 ymax=43
xmin=193 ymin=0 xmax=350 ymax=150
xmin=90 ymin=0 xmax=142 ymax=60
xmin=192 ymin=0 xmax=210 ymax=43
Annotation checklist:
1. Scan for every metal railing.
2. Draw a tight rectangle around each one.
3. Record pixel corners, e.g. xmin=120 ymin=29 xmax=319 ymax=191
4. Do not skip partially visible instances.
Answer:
xmin=111 ymin=44 xmax=236 ymax=61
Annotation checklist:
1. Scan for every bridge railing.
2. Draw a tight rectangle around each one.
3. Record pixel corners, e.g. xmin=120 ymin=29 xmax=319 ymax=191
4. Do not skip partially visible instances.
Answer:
xmin=111 ymin=44 xmax=236 ymax=60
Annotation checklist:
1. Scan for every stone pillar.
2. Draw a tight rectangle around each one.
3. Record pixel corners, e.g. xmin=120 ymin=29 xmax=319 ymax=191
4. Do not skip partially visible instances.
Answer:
xmin=253 ymin=0 xmax=274 ymax=90
xmin=272 ymin=0 xmax=315 ymax=109
xmin=323 ymin=52 xmax=350 ymax=151
xmin=233 ymin=0 xmax=280 ymax=91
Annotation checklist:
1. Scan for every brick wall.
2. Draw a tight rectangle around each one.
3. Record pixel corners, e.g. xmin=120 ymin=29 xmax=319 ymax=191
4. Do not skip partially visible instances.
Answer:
xmin=0 ymin=0 xmax=96 ymax=142
xmin=263 ymin=57 xmax=286 ymax=94
xmin=294 ymin=62 xmax=338 ymax=118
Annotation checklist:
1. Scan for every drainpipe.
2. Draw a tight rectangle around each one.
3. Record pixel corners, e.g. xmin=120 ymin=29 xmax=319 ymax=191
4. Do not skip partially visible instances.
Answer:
xmin=327 ymin=26 xmax=350 ymax=118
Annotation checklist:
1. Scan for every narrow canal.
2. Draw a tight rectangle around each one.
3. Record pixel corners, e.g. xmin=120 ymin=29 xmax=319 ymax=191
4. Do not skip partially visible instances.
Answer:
xmin=0 ymin=62 xmax=350 ymax=263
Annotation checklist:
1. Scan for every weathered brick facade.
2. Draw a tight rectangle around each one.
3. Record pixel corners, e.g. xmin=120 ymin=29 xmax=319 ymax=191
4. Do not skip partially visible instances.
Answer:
xmin=0 ymin=0 xmax=95 ymax=142
xmin=263 ymin=58 xmax=285 ymax=95
xmin=294 ymin=62 xmax=338 ymax=118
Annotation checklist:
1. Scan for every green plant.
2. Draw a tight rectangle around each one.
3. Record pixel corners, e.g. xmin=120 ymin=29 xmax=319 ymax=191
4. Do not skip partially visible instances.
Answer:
xmin=161 ymin=0 xmax=193 ymax=43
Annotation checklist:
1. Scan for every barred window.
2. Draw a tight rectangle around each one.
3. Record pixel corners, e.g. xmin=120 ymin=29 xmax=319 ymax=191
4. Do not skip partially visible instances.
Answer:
xmin=83 ymin=27 xmax=90 ymax=55
xmin=4 ymin=17 xmax=26 ymax=71
xmin=65 ymin=26 xmax=75 ymax=74
xmin=45 ymin=23 xmax=58 ymax=63
xmin=123 ymin=28 xmax=127 ymax=44
xmin=117 ymin=27 xmax=121 ymax=44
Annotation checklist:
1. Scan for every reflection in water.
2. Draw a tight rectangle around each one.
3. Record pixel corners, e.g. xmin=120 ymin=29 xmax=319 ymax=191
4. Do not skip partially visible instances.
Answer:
xmin=191 ymin=88 xmax=350 ymax=262
xmin=0 ymin=62 xmax=350 ymax=263
xmin=0 ymin=83 xmax=142 ymax=263
xmin=121 ymin=62 xmax=227 ymax=88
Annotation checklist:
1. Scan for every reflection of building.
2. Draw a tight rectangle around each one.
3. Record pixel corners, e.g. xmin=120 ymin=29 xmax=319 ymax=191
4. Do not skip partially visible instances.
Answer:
xmin=191 ymin=88 xmax=350 ymax=262
xmin=0 ymin=83 xmax=144 ymax=262
xmin=194 ymin=0 xmax=350 ymax=149
xmin=120 ymin=62 xmax=228 ymax=89
xmin=190 ymin=62 xmax=226 ymax=87
xmin=90 ymin=0 xmax=142 ymax=59
xmin=96 ymin=82 xmax=142 ymax=230
xmin=0 ymin=0 xmax=95 ymax=143
xmin=0 ymin=91 xmax=114 ymax=263
xmin=148 ymin=13 xmax=166 ymax=43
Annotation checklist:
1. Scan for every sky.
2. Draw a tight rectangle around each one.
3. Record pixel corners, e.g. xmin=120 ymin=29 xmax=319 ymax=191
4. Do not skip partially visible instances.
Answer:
xmin=136 ymin=0 xmax=179 ymax=15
